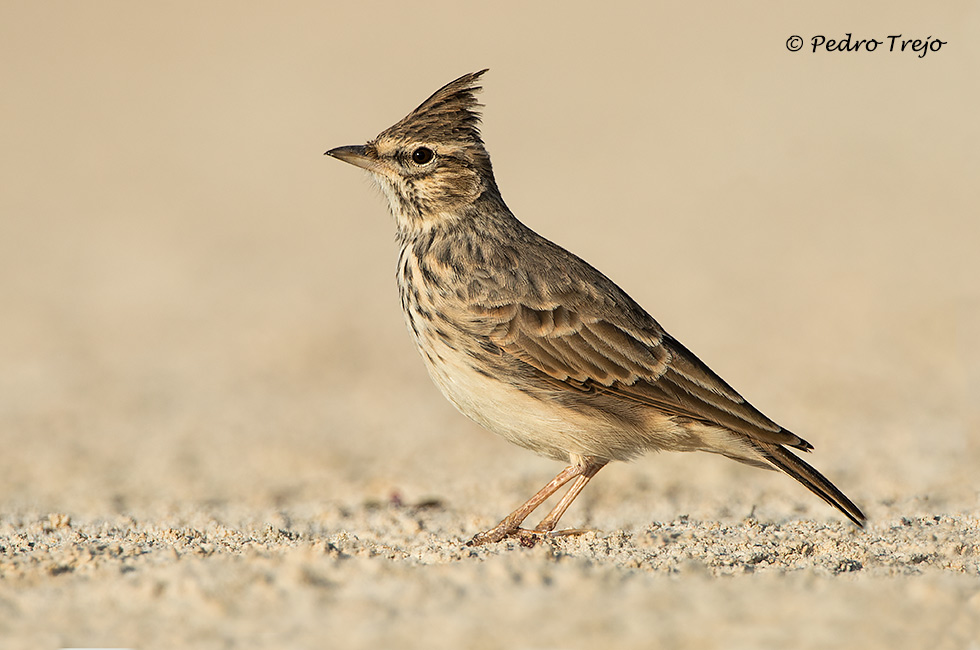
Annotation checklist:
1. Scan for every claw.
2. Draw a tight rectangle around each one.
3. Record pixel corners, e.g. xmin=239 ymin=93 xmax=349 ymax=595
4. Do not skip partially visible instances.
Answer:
xmin=466 ymin=526 xmax=597 ymax=548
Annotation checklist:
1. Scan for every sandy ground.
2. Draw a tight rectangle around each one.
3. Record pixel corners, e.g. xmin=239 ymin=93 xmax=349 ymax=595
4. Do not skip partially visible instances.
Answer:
xmin=2 ymin=2 xmax=979 ymax=648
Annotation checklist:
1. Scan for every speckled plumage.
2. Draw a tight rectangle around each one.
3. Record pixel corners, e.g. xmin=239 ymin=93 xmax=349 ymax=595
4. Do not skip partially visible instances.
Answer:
xmin=325 ymin=70 xmax=864 ymax=544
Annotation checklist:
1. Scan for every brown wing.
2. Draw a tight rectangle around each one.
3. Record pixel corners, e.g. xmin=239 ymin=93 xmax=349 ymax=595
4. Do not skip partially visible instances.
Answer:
xmin=470 ymin=301 xmax=811 ymax=451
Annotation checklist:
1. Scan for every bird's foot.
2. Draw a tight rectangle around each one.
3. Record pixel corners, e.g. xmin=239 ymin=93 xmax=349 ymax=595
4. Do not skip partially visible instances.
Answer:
xmin=467 ymin=526 xmax=596 ymax=548
xmin=466 ymin=524 xmax=524 ymax=547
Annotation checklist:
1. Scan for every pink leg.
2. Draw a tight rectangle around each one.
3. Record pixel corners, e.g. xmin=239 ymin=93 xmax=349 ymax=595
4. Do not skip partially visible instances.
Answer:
xmin=534 ymin=460 xmax=606 ymax=533
xmin=467 ymin=458 xmax=605 ymax=546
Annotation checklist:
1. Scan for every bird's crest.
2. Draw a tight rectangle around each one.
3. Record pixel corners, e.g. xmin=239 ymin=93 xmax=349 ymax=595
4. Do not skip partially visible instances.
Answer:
xmin=378 ymin=69 xmax=489 ymax=147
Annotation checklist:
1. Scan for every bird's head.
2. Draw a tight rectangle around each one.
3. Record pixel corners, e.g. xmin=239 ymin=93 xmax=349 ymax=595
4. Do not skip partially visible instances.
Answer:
xmin=326 ymin=69 xmax=497 ymax=235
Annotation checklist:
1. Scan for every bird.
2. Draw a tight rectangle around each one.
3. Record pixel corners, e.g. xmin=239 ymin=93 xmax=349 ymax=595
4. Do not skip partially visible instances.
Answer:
xmin=324 ymin=70 xmax=865 ymax=545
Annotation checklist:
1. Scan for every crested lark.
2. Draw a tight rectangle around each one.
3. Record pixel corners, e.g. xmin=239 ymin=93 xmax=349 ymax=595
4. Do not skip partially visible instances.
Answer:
xmin=325 ymin=70 xmax=865 ymax=545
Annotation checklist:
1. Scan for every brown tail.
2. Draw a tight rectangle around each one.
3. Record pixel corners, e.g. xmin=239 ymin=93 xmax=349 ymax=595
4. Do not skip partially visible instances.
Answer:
xmin=753 ymin=442 xmax=866 ymax=527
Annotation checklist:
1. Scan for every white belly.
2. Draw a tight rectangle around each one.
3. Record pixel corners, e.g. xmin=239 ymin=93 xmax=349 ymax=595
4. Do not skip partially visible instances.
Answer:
xmin=415 ymin=335 xmax=676 ymax=463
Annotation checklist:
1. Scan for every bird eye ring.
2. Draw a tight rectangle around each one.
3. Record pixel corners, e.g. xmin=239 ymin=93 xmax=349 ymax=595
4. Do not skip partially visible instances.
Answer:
xmin=411 ymin=147 xmax=434 ymax=165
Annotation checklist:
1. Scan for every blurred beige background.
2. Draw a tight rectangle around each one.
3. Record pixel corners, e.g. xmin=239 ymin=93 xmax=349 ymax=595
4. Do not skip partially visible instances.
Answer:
xmin=1 ymin=1 xmax=978 ymax=648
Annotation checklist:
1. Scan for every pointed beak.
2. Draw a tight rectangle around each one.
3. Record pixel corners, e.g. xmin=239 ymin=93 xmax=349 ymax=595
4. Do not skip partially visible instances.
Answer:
xmin=324 ymin=144 xmax=378 ymax=171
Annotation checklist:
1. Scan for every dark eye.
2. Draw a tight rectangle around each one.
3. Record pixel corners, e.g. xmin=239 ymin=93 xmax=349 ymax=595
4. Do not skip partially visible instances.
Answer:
xmin=411 ymin=147 xmax=434 ymax=165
